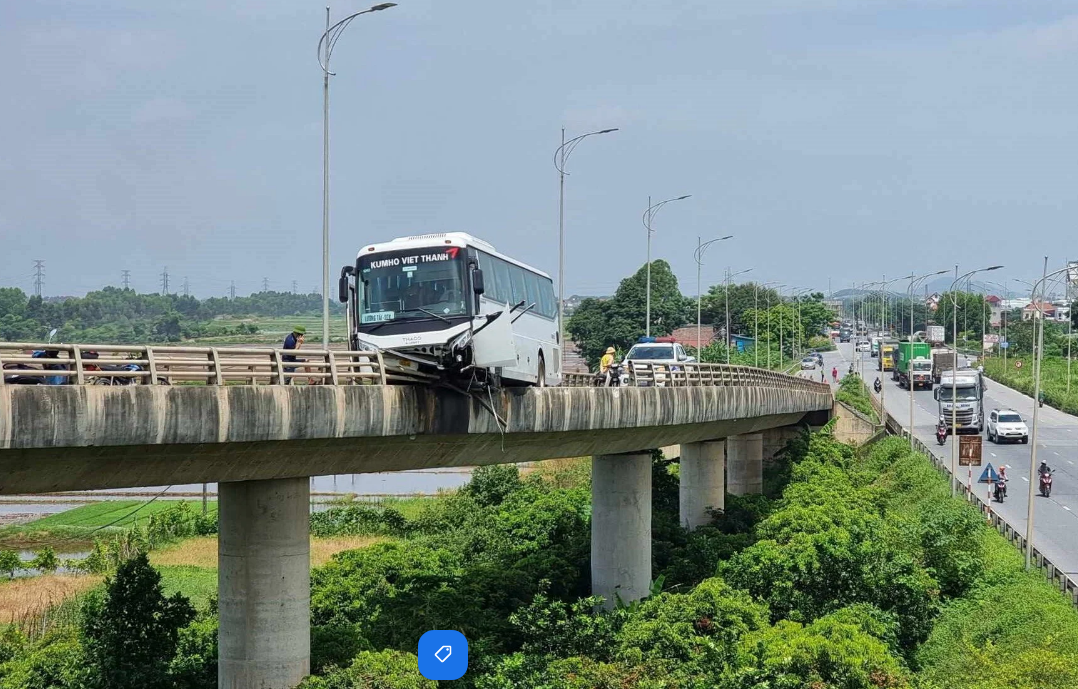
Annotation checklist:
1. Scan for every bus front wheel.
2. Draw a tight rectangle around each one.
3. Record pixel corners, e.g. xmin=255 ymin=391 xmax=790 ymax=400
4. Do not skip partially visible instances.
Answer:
xmin=536 ymin=355 xmax=546 ymax=388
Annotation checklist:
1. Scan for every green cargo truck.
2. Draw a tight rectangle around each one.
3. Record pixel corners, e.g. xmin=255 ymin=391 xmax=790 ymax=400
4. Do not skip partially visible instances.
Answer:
xmin=895 ymin=341 xmax=933 ymax=389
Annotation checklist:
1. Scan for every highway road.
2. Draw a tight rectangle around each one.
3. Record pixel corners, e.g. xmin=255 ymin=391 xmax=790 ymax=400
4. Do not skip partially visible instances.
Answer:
xmin=821 ymin=342 xmax=1078 ymax=579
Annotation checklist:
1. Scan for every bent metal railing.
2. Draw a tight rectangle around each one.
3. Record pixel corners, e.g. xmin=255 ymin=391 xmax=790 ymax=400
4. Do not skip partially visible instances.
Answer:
xmin=561 ymin=362 xmax=830 ymax=393
xmin=0 ymin=342 xmax=387 ymax=386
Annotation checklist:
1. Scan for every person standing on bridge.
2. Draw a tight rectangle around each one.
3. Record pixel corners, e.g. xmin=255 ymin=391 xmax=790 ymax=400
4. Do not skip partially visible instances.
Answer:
xmin=282 ymin=326 xmax=306 ymax=384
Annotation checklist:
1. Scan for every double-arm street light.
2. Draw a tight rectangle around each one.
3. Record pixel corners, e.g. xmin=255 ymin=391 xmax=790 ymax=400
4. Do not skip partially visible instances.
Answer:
xmin=1024 ymin=259 xmax=1071 ymax=569
xmin=725 ymin=268 xmax=753 ymax=363
xmin=554 ymin=127 xmax=618 ymax=343
xmin=318 ymin=2 xmax=397 ymax=347
xmin=946 ymin=264 xmax=1003 ymax=497
xmin=693 ymin=236 xmax=734 ymax=354
xmin=755 ymin=281 xmax=779 ymax=368
xmin=790 ymin=288 xmax=813 ymax=360
xmin=643 ymin=195 xmax=691 ymax=336
xmin=907 ymin=270 xmax=949 ymax=448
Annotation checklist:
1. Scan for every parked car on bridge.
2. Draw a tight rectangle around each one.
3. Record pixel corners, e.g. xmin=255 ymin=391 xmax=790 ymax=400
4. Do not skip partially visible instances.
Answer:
xmin=986 ymin=409 xmax=1029 ymax=444
xmin=622 ymin=338 xmax=695 ymax=387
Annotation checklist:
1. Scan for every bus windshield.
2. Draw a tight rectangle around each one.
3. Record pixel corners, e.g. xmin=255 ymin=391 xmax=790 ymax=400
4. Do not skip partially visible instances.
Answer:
xmin=358 ymin=248 xmax=467 ymax=323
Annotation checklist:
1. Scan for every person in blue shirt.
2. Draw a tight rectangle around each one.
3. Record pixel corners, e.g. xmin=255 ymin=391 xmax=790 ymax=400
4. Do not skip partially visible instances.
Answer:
xmin=282 ymin=326 xmax=305 ymax=383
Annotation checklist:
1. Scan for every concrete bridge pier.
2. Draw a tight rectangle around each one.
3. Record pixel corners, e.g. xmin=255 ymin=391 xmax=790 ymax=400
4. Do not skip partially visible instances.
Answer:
xmin=726 ymin=433 xmax=764 ymax=495
xmin=679 ymin=440 xmax=725 ymax=530
xmin=592 ymin=452 xmax=652 ymax=609
xmin=219 ymin=477 xmax=311 ymax=689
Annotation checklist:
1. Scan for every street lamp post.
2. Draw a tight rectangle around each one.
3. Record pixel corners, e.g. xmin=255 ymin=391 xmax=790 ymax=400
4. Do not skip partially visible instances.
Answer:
xmin=1024 ymin=259 xmax=1071 ymax=569
xmin=876 ymin=274 xmax=914 ymax=423
xmin=907 ymin=271 xmax=948 ymax=448
xmin=318 ymin=2 xmax=397 ymax=348
xmin=765 ymin=283 xmax=784 ymax=369
xmin=554 ymin=127 xmax=618 ymax=345
xmin=947 ymin=264 xmax=1003 ymax=497
xmin=643 ymin=195 xmax=691 ymax=337
xmin=724 ymin=268 xmax=753 ymax=364
xmin=693 ymin=236 xmax=734 ymax=356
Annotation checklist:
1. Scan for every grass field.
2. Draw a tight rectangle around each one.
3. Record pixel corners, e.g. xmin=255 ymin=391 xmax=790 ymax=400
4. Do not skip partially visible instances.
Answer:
xmin=157 ymin=565 xmax=218 ymax=609
xmin=0 ymin=574 xmax=101 ymax=626
xmin=190 ymin=314 xmax=348 ymax=345
xmin=0 ymin=500 xmax=218 ymax=548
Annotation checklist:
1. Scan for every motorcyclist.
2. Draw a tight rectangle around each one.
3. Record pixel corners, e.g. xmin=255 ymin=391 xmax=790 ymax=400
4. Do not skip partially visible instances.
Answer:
xmin=873 ymin=377 xmax=882 ymax=393
xmin=1039 ymin=460 xmax=1052 ymax=477
xmin=599 ymin=347 xmax=615 ymax=374
xmin=998 ymin=465 xmax=1008 ymax=496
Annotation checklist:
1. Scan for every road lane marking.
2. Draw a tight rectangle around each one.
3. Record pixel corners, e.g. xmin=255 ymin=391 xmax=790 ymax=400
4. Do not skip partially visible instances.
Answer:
xmin=1021 ymin=477 xmax=1029 ymax=482
xmin=1054 ymin=452 xmax=1060 ymax=456
xmin=991 ymin=453 xmax=997 ymax=457
xmin=1065 ymin=506 xmax=1073 ymax=512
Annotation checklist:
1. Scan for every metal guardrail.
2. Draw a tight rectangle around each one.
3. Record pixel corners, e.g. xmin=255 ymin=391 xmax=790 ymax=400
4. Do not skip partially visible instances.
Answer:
xmin=0 ymin=342 xmax=387 ymax=386
xmin=562 ymin=362 xmax=831 ymax=393
xmin=865 ymin=381 xmax=1078 ymax=609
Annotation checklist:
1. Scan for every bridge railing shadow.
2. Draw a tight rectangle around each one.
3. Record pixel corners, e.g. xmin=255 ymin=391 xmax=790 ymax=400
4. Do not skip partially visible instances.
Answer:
xmin=562 ymin=361 xmax=830 ymax=392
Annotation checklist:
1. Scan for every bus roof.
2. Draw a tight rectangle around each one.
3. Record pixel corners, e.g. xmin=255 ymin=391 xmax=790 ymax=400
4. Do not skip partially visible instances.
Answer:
xmin=356 ymin=232 xmax=551 ymax=280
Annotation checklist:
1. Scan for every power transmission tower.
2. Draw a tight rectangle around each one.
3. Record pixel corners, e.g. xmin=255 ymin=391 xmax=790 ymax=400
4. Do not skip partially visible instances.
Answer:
xmin=230 ymin=280 xmax=236 ymax=300
xmin=160 ymin=267 xmax=170 ymax=295
xmin=32 ymin=260 xmax=44 ymax=297
xmin=292 ymin=280 xmax=298 ymax=294
xmin=262 ymin=277 xmax=270 ymax=292
xmin=121 ymin=270 xmax=131 ymax=290
xmin=182 ymin=277 xmax=190 ymax=297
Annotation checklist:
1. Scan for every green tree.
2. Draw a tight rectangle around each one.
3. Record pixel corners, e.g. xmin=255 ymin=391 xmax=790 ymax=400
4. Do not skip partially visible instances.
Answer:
xmin=701 ymin=282 xmax=780 ymax=336
xmin=0 ymin=549 xmax=22 ymax=578
xmin=298 ymin=650 xmax=435 ymax=689
xmin=80 ymin=553 xmax=196 ymax=689
xmin=31 ymin=547 xmax=58 ymax=574
xmin=567 ymin=261 xmax=691 ymax=367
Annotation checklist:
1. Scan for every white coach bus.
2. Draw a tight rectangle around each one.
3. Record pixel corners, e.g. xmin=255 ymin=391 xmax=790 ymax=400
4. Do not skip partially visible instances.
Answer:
xmin=338 ymin=233 xmax=561 ymax=387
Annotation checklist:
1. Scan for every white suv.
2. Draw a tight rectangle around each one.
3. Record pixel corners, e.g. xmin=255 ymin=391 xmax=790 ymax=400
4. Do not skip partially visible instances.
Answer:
xmin=622 ymin=342 xmax=695 ymax=386
xmin=986 ymin=409 xmax=1029 ymax=444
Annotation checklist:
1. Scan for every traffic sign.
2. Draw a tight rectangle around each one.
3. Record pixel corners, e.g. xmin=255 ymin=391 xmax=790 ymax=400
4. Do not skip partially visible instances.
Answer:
xmin=959 ymin=435 xmax=982 ymax=467
xmin=1015 ymin=360 xmax=1023 ymax=369
xmin=999 ymin=340 xmax=1009 ymax=349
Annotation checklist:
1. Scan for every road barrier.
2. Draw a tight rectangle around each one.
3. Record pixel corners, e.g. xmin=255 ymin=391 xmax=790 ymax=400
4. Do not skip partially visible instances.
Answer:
xmin=865 ymin=381 xmax=1078 ymax=609
xmin=0 ymin=342 xmax=387 ymax=386
xmin=563 ymin=362 xmax=830 ymax=393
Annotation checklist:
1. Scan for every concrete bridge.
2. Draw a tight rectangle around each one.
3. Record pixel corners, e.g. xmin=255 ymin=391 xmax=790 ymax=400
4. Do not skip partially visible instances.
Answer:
xmin=0 ymin=345 xmax=831 ymax=689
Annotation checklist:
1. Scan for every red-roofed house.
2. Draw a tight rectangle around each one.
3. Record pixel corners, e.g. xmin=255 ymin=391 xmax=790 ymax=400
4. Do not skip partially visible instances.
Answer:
xmin=1022 ymin=301 xmax=1057 ymax=321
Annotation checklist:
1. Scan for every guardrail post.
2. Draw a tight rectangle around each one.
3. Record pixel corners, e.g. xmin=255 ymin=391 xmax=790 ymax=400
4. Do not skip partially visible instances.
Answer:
xmin=72 ymin=346 xmax=85 ymax=385
xmin=327 ymin=351 xmax=339 ymax=386
xmin=272 ymin=350 xmax=285 ymax=385
xmin=209 ymin=348 xmax=224 ymax=385
xmin=145 ymin=347 xmax=158 ymax=385
xmin=376 ymin=351 xmax=387 ymax=386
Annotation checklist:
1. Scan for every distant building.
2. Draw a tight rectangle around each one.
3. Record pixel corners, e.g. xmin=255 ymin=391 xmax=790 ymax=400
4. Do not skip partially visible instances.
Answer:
xmin=670 ymin=325 xmax=717 ymax=349
xmin=925 ymin=293 xmax=941 ymax=312
xmin=1022 ymin=301 xmax=1057 ymax=321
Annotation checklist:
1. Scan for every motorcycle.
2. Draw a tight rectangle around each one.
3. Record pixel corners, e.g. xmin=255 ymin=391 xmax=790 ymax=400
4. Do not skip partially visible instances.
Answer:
xmin=595 ymin=362 xmax=623 ymax=388
xmin=84 ymin=351 xmax=170 ymax=386
xmin=873 ymin=378 xmax=882 ymax=394
xmin=993 ymin=478 xmax=1007 ymax=503
xmin=935 ymin=418 xmax=948 ymax=446
xmin=1040 ymin=470 xmax=1054 ymax=498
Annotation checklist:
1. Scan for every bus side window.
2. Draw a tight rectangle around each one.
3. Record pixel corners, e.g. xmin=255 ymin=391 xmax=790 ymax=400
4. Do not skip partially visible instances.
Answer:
xmin=510 ymin=263 xmax=528 ymax=305
xmin=478 ymin=252 xmax=498 ymax=301
xmin=524 ymin=271 xmax=541 ymax=312
xmin=493 ymin=257 xmax=513 ymax=305
xmin=539 ymin=279 xmax=555 ymax=318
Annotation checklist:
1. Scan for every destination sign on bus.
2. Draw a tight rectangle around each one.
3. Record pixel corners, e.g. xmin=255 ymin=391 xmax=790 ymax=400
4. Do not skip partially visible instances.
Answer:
xmin=366 ymin=249 xmax=458 ymax=271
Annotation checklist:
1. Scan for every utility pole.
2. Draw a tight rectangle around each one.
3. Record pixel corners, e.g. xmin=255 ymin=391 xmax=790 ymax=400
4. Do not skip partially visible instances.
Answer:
xmin=292 ymin=280 xmax=298 ymax=294
xmin=32 ymin=260 xmax=44 ymax=297
xmin=230 ymin=280 xmax=236 ymax=300
xmin=121 ymin=270 xmax=131 ymax=290
xmin=262 ymin=277 xmax=270 ymax=292
xmin=182 ymin=277 xmax=190 ymax=297
xmin=160 ymin=267 xmax=170 ymax=295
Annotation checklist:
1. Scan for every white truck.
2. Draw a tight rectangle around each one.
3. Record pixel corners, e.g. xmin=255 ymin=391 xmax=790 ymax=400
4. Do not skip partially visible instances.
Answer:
xmin=926 ymin=325 xmax=945 ymax=345
xmin=934 ymin=369 xmax=986 ymax=434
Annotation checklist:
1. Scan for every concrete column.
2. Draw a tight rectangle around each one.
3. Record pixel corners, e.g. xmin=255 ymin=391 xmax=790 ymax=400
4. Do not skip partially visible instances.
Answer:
xmin=762 ymin=426 xmax=801 ymax=465
xmin=726 ymin=433 xmax=764 ymax=495
xmin=592 ymin=453 xmax=651 ymax=609
xmin=219 ymin=477 xmax=310 ymax=689
xmin=679 ymin=440 xmax=725 ymax=530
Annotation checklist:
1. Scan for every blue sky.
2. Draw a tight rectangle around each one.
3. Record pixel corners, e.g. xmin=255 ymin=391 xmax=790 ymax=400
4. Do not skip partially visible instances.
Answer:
xmin=2 ymin=0 xmax=1077 ymax=299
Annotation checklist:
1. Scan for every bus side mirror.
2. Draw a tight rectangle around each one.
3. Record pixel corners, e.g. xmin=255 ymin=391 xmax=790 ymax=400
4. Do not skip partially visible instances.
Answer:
xmin=472 ymin=269 xmax=485 ymax=295
xmin=338 ymin=266 xmax=354 ymax=304
xmin=933 ymin=389 xmax=939 ymax=401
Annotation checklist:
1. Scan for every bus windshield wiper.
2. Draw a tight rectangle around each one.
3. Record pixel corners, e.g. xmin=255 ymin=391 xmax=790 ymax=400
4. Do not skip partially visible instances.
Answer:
xmin=412 ymin=308 xmax=451 ymax=323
